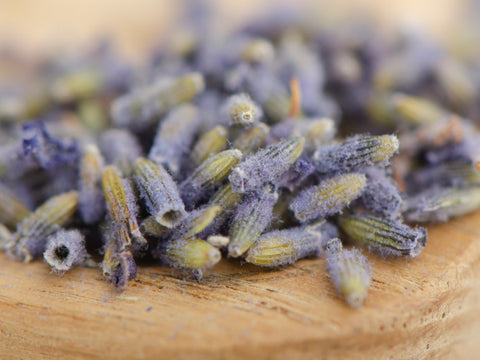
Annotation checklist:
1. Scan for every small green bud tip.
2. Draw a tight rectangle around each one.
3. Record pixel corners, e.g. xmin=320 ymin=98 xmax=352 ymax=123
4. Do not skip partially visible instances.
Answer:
xmin=207 ymin=247 xmax=222 ymax=267
xmin=375 ymin=135 xmax=399 ymax=162
xmin=207 ymin=235 xmax=230 ymax=248
xmin=228 ymin=245 xmax=243 ymax=258
xmin=341 ymin=278 xmax=369 ymax=308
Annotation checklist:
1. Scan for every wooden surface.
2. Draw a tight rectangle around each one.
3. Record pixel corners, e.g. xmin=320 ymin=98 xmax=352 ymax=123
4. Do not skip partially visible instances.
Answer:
xmin=1 ymin=210 xmax=480 ymax=360
xmin=1 ymin=1 xmax=478 ymax=359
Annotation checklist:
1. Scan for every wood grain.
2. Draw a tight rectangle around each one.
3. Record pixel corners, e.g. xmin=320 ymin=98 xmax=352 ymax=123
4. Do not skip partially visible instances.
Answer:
xmin=1 ymin=209 xmax=479 ymax=360
xmin=0 ymin=1 xmax=478 ymax=359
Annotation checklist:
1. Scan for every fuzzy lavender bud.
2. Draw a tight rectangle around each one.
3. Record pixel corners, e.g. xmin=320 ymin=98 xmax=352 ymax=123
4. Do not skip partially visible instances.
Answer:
xmin=44 ymin=229 xmax=88 ymax=273
xmin=229 ymin=136 xmax=304 ymax=193
xmin=78 ymin=144 xmax=105 ymax=224
xmin=228 ymin=184 xmax=278 ymax=257
xmin=148 ymin=104 xmax=200 ymax=176
xmin=313 ymin=135 xmax=399 ymax=174
xmin=339 ymin=214 xmax=427 ymax=258
xmin=245 ymin=223 xmax=323 ymax=267
xmin=404 ymin=186 xmax=480 ymax=223
xmin=133 ymin=158 xmax=187 ymax=228
xmin=290 ymin=173 xmax=367 ymax=222
xmin=110 ymin=72 xmax=205 ymax=130
xmin=6 ymin=191 xmax=79 ymax=262
xmin=326 ymin=245 xmax=372 ymax=308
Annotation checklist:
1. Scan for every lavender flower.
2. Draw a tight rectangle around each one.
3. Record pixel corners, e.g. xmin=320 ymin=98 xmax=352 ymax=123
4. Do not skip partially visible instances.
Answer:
xmin=100 ymin=129 xmax=142 ymax=176
xmin=110 ymin=72 xmax=205 ymax=130
xmin=148 ymin=104 xmax=200 ymax=176
xmin=313 ymin=135 xmax=399 ymax=174
xmin=229 ymin=136 xmax=304 ymax=193
xmin=245 ymin=223 xmax=323 ymax=266
xmin=326 ymin=242 xmax=372 ymax=308
xmin=404 ymin=186 xmax=480 ymax=223
xmin=6 ymin=191 xmax=79 ymax=262
xmin=223 ymin=93 xmax=262 ymax=127
xmin=180 ymin=149 xmax=242 ymax=207
xmin=78 ymin=144 xmax=105 ymax=224
xmin=290 ymin=173 xmax=367 ymax=222
xmin=133 ymin=157 xmax=187 ymax=228
xmin=228 ymin=184 xmax=278 ymax=257
xmin=339 ymin=213 xmax=427 ymax=258
xmin=44 ymin=229 xmax=88 ymax=273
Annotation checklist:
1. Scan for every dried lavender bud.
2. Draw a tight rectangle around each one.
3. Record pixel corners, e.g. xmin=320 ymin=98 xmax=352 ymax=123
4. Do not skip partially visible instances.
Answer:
xmin=223 ymin=93 xmax=262 ymax=127
xmin=359 ymin=167 xmax=403 ymax=218
xmin=326 ymin=245 xmax=371 ymax=308
xmin=50 ymin=69 xmax=102 ymax=103
xmin=177 ymin=205 xmax=222 ymax=239
xmin=180 ymin=149 xmax=242 ymax=207
xmin=99 ymin=129 xmax=142 ymax=176
xmin=276 ymin=33 xmax=326 ymax=116
xmin=22 ymin=121 xmax=79 ymax=169
xmin=339 ymin=214 xmax=427 ymax=258
xmin=231 ymin=123 xmax=269 ymax=154
xmin=290 ymin=173 xmax=367 ymax=223
xmin=390 ymin=93 xmax=447 ymax=126
xmin=406 ymin=161 xmax=480 ymax=192
xmin=404 ymin=186 xmax=480 ymax=223
xmin=101 ymin=226 xmax=137 ymax=291
xmin=162 ymin=238 xmax=221 ymax=270
xmin=190 ymin=125 xmax=228 ymax=167
xmin=228 ymin=184 xmax=278 ymax=257
xmin=102 ymin=166 xmax=146 ymax=249
xmin=110 ymin=72 xmax=205 ymax=130
xmin=423 ymin=132 xmax=480 ymax=166
xmin=303 ymin=118 xmax=336 ymax=152
xmin=148 ymin=104 xmax=200 ymax=175
xmin=268 ymin=117 xmax=336 ymax=152
xmin=0 ymin=182 xmax=31 ymax=228
xmin=276 ymin=156 xmax=315 ymax=191
xmin=400 ymin=113 xmax=467 ymax=151
xmin=6 ymin=191 xmax=79 ymax=262
xmin=207 ymin=235 xmax=230 ymax=248
xmin=78 ymin=144 xmax=105 ymax=224
xmin=0 ymin=89 xmax=50 ymax=124
xmin=251 ymin=69 xmax=291 ymax=124
xmin=133 ymin=158 xmax=187 ymax=228
xmin=313 ymin=135 xmax=399 ymax=174
xmin=241 ymin=37 xmax=275 ymax=64
xmin=229 ymin=136 xmax=304 ymax=193
xmin=108 ymin=250 xmax=137 ymax=291
xmin=43 ymin=229 xmax=88 ymax=273
xmin=245 ymin=224 xmax=322 ymax=267
xmin=77 ymin=99 xmax=109 ymax=133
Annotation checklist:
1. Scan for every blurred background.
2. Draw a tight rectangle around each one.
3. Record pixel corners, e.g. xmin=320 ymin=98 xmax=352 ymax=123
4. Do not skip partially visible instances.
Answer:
xmin=0 ymin=0 xmax=471 ymax=60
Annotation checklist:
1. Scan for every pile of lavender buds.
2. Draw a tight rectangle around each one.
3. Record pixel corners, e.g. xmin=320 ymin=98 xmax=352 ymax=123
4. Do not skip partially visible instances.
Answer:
xmin=1 ymin=6 xmax=480 ymax=308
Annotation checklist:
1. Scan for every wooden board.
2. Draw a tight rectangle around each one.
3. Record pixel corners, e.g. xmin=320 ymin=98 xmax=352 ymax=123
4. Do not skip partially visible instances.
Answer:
xmin=1 ymin=210 xmax=479 ymax=360
xmin=0 ymin=2 xmax=477 ymax=359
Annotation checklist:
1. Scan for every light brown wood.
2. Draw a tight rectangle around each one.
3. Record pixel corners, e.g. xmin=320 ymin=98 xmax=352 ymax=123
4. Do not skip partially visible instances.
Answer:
xmin=0 ymin=1 xmax=478 ymax=359
xmin=1 ymin=210 xmax=479 ymax=360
